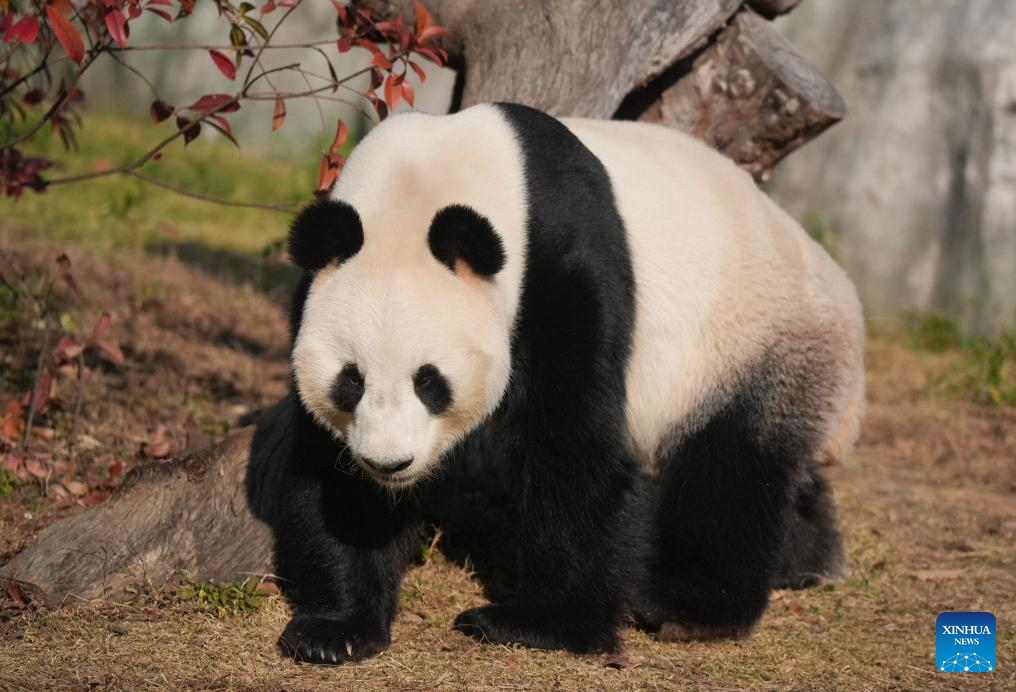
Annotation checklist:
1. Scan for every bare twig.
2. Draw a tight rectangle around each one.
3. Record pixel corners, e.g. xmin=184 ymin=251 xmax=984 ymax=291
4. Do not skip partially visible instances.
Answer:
xmin=124 ymin=171 xmax=303 ymax=213
xmin=68 ymin=351 xmax=86 ymax=460
xmin=23 ymin=313 xmax=52 ymax=444
xmin=0 ymin=46 xmax=55 ymax=101
xmin=242 ymin=4 xmax=300 ymax=90
xmin=109 ymin=39 xmax=338 ymax=53
xmin=1 ymin=44 xmax=106 ymax=150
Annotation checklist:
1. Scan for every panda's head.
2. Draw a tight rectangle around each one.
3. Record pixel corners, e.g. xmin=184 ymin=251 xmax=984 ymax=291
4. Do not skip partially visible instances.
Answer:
xmin=288 ymin=197 xmax=514 ymax=488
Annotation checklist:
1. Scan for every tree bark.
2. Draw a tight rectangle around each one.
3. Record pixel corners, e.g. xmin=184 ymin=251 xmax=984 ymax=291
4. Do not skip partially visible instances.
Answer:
xmin=1 ymin=0 xmax=845 ymax=604
xmin=360 ymin=0 xmax=743 ymax=117
xmin=1 ymin=429 xmax=273 ymax=605
xmin=636 ymin=10 xmax=846 ymax=181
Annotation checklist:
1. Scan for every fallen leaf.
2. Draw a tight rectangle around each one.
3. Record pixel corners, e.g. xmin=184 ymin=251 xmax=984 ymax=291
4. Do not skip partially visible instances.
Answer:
xmin=63 ymin=479 xmax=88 ymax=496
xmin=254 ymin=581 xmax=280 ymax=595
xmin=24 ymin=457 xmax=49 ymax=481
xmin=908 ymin=569 xmax=965 ymax=581
xmin=5 ymin=583 xmax=28 ymax=607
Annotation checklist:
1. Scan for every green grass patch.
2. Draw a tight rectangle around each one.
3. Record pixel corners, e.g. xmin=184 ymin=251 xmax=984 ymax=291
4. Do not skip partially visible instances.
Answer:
xmin=176 ymin=577 xmax=274 ymax=616
xmin=2 ymin=112 xmax=331 ymax=255
xmin=900 ymin=311 xmax=1016 ymax=406
xmin=0 ymin=468 xmax=17 ymax=496
xmin=801 ymin=211 xmax=839 ymax=261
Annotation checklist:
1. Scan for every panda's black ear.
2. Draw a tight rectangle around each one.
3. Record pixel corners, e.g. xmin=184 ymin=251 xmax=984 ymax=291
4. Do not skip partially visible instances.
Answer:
xmin=428 ymin=205 xmax=506 ymax=278
xmin=288 ymin=200 xmax=364 ymax=271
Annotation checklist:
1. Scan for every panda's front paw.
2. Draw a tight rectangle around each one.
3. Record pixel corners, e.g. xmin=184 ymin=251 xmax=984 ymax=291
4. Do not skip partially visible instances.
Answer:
xmin=453 ymin=603 xmax=618 ymax=653
xmin=278 ymin=613 xmax=390 ymax=665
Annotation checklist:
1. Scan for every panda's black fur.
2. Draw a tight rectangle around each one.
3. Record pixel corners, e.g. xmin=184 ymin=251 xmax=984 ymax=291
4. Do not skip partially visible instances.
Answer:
xmin=248 ymin=103 xmax=846 ymax=664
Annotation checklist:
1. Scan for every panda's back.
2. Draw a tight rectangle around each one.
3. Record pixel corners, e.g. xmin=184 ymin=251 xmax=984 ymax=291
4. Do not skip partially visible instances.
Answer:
xmin=562 ymin=118 xmax=864 ymax=466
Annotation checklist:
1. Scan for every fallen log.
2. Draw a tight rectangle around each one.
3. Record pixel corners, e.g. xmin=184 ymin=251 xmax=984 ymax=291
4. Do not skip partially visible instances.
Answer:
xmin=1 ymin=428 xmax=272 ymax=605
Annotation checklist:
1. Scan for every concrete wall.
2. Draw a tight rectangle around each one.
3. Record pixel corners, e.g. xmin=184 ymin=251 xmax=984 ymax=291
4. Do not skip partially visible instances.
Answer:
xmin=769 ymin=0 xmax=1016 ymax=332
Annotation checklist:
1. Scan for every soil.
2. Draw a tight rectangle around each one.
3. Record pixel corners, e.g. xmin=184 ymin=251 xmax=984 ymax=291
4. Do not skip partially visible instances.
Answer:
xmin=1 ymin=232 xmax=1014 ymax=691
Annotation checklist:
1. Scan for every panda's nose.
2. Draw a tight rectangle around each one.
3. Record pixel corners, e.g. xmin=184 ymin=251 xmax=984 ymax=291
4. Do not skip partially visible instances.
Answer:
xmin=361 ymin=456 xmax=414 ymax=474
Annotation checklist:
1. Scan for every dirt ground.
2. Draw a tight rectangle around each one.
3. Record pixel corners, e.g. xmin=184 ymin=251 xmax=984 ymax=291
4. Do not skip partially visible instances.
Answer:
xmin=1 ymin=233 xmax=1014 ymax=691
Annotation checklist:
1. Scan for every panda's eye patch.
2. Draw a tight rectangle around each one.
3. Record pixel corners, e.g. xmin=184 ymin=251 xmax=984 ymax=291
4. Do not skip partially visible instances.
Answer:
xmin=413 ymin=364 xmax=452 ymax=415
xmin=331 ymin=363 xmax=365 ymax=412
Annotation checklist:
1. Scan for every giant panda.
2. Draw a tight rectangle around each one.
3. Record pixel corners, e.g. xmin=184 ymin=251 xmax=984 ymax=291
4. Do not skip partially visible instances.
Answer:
xmin=261 ymin=102 xmax=864 ymax=664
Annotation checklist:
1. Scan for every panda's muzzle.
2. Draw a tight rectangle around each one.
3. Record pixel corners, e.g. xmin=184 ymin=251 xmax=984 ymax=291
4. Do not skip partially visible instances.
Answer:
xmin=360 ymin=456 xmax=414 ymax=475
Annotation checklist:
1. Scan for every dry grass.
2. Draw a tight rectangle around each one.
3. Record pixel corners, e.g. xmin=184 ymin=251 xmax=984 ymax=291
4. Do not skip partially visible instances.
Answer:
xmin=2 ymin=232 xmax=1015 ymax=690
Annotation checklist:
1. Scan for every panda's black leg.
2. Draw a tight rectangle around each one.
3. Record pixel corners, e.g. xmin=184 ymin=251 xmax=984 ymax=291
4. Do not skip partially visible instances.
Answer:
xmin=635 ymin=385 xmax=825 ymax=640
xmin=264 ymin=403 xmax=420 ymax=665
xmin=452 ymin=434 xmax=639 ymax=654
xmin=772 ymin=464 xmax=845 ymax=590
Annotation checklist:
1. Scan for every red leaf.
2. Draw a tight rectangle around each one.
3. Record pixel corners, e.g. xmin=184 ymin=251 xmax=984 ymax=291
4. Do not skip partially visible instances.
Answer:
xmin=79 ymin=489 xmax=110 ymax=508
xmin=414 ymin=46 xmax=445 ymax=66
xmin=384 ymin=74 xmax=400 ymax=110
xmin=186 ymin=93 xmax=239 ymax=113
xmin=336 ymin=37 xmax=351 ymax=53
xmin=272 ymin=95 xmax=286 ymax=130
xmin=150 ymin=99 xmax=174 ymax=123
xmin=4 ymin=15 xmax=39 ymax=44
xmin=45 ymin=6 xmax=84 ymax=64
xmin=401 ymin=80 xmax=415 ymax=108
xmin=328 ymin=119 xmax=348 ymax=153
xmin=316 ymin=153 xmax=341 ymax=197
xmin=417 ymin=25 xmax=447 ymax=43
xmin=89 ymin=311 xmax=112 ymax=340
xmin=412 ymin=0 xmax=433 ymax=36
xmin=143 ymin=424 xmax=171 ymax=458
xmin=208 ymin=49 xmax=236 ymax=80
xmin=106 ymin=459 xmax=125 ymax=485
xmin=104 ymin=9 xmax=128 ymax=49
xmin=23 ymin=369 xmax=55 ymax=411
xmin=1 ymin=453 xmax=21 ymax=473
xmin=207 ymin=115 xmax=238 ymax=147
xmin=176 ymin=116 xmax=201 ymax=145
xmin=408 ymin=61 xmax=426 ymax=82
xmin=53 ymin=334 xmax=85 ymax=361
xmin=255 ymin=581 xmax=280 ymax=595
xmin=24 ymin=457 xmax=49 ymax=481
xmin=145 ymin=7 xmax=173 ymax=22
xmin=5 ymin=583 xmax=28 ymax=607
xmin=370 ymin=50 xmax=392 ymax=70
xmin=94 ymin=339 xmax=125 ymax=364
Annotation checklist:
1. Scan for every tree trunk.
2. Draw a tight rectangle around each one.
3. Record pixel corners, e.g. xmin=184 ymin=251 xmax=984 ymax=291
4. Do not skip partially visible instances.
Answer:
xmin=1 ymin=0 xmax=846 ymax=604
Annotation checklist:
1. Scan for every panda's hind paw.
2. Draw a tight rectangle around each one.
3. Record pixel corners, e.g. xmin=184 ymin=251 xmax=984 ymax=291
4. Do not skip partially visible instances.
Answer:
xmin=278 ymin=613 xmax=389 ymax=665
xmin=453 ymin=603 xmax=618 ymax=654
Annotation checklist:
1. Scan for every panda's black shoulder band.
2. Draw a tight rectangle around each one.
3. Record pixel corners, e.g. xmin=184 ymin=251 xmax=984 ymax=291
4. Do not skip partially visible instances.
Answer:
xmin=428 ymin=204 xmax=505 ymax=278
xmin=289 ymin=199 xmax=364 ymax=271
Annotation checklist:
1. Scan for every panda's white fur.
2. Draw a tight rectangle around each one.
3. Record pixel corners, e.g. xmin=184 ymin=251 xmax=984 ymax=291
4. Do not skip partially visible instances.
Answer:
xmin=293 ymin=104 xmax=864 ymax=483
xmin=563 ymin=117 xmax=865 ymax=464
xmin=292 ymin=107 xmax=529 ymax=485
